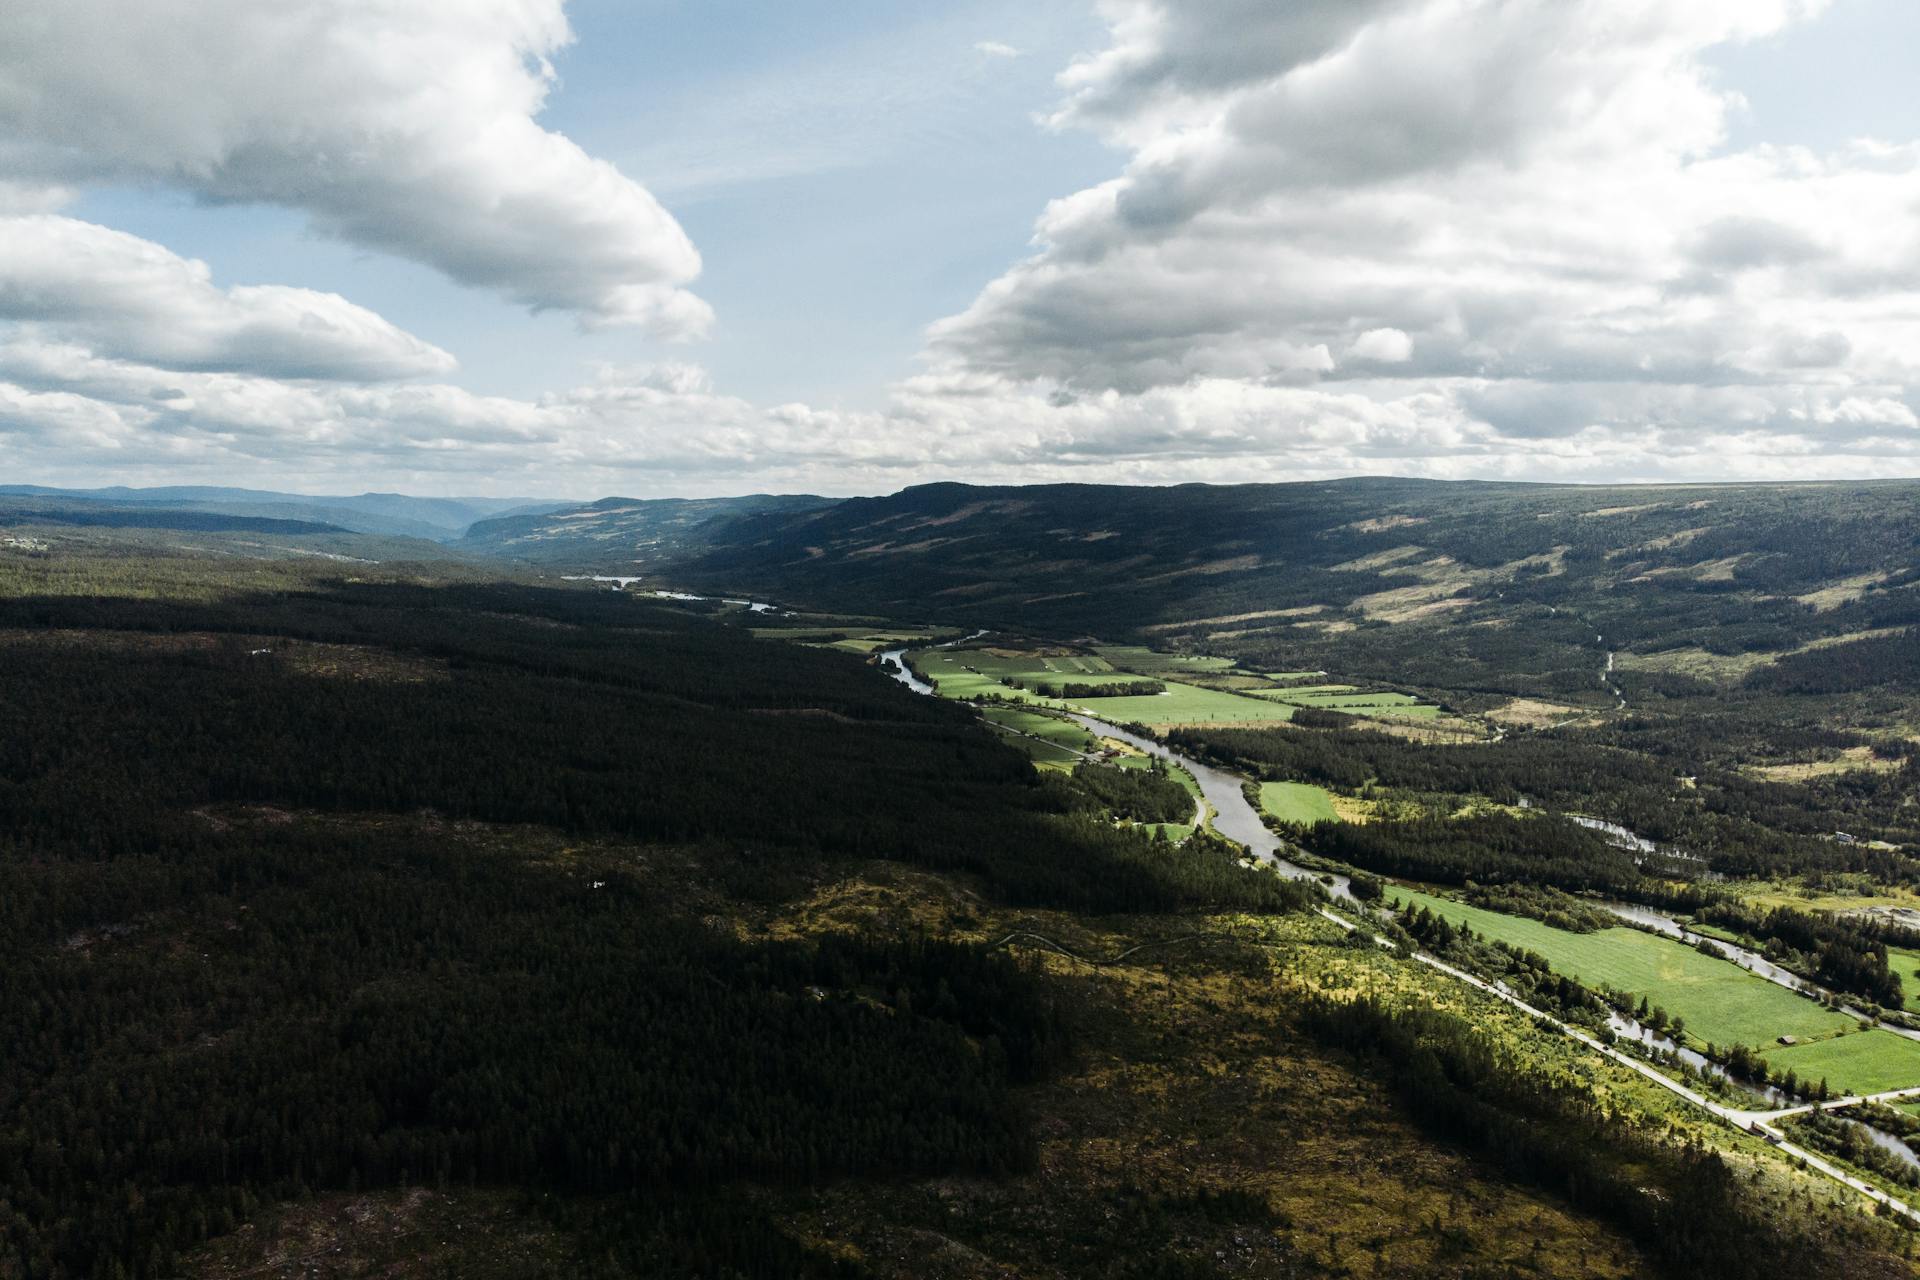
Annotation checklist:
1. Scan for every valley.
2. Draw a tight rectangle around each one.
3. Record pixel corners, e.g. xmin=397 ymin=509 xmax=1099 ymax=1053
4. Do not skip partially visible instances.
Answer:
xmin=4 ymin=477 xmax=1919 ymax=1278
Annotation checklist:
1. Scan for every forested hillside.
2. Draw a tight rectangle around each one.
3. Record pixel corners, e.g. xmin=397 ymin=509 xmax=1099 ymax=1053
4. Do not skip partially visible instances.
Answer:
xmin=0 ymin=487 xmax=563 ymax=542
xmin=459 ymin=493 xmax=833 ymax=564
xmin=7 ymin=506 xmax=1919 ymax=1279
xmin=0 ymin=545 xmax=1320 ymax=1278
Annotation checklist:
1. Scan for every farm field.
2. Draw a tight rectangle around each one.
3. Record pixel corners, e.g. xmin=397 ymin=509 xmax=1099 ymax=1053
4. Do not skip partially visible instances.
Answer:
xmin=978 ymin=706 xmax=1095 ymax=768
xmin=1763 ymin=1030 xmax=1920 ymax=1096
xmin=916 ymin=649 xmax=1292 ymax=724
xmin=1887 ymin=946 xmax=1920 ymax=1014
xmin=1284 ymin=692 xmax=1423 ymax=708
xmin=1258 ymin=781 xmax=1339 ymax=826
xmin=913 ymin=651 xmax=1055 ymax=703
xmin=1386 ymin=887 xmax=1859 ymax=1050
xmin=980 ymin=707 xmax=1096 ymax=748
xmin=1095 ymin=645 xmax=1235 ymax=675
xmin=1246 ymin=683 xmax=1442 ymax=719
xmin=1060 ymin=681 xmax=1295 ymax=725
xmin=998 ymin=734 xmax=1080 ymax=766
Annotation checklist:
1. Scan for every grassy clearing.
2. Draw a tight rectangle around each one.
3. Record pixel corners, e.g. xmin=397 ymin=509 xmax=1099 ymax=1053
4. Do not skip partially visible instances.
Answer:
xmin=1285 ymin=692 xmax=1422 ymax=708
xmin=1065 ymin=681 xmax=1295 ymax=725
xmin=1019 ymin=740 xmax=1081 ymax=768
xmin=918 ymin=649 xmax=1293 ymax=724
xmin=1886 ymin=946 xmax=1920 ymax=1014
xmin=1763 ymin=1031 xmax=1920 ymax=1095
xmin=979 ymin=706 xmax=1097 ymax=771
xmin=1386 ymin=887 xmax=1858 ymax=1049
xmin=1093 ymin=645 xmax=1235 ymax=675
xmin=1258 ymin=781 xmax=1339 ymax=826
xmin=1113 ymin=753 xmax=1203 ymax=802
xmin=979 ymin=706 xmax=1097 ymax=753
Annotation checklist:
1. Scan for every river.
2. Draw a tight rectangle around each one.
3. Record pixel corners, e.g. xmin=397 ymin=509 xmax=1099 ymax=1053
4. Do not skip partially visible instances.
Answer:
xmin=876 ymin=648 xmax=1355 ymax=901
xmin=564 ymin=578 xmax=781 ymax=612
xmin=872 ymin=645 xmax=1920 ymax=1200
xmin=1589 ymin=899 xmax=1920 ymax=1043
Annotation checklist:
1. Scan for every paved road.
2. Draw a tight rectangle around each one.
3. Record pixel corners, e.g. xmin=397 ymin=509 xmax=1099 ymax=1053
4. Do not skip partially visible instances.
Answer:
xmin=881 ymin=644 xmax=1920 ymax=1220
xmin=1312 ymin=902 xmax=1920 ymax=1222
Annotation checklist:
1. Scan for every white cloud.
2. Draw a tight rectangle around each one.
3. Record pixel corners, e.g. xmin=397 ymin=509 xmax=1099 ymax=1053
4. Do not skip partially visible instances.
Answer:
xmin=0 ymin=0 xmax=709 ymax=335
xmin=1348 ymin=328 xmax=1412 ymax=364
xmin=926 ymin=0 xmax=1920 ymax=473
xmin=0 ymin=216 xmax=455 ymax=381
xmin=3 ymin=338 xmax=1915 ymax=496
xmin=4 ymin=0 xmax=1919 ymax=494
xmin=975 ymin=41 xmax=1023 ymax=58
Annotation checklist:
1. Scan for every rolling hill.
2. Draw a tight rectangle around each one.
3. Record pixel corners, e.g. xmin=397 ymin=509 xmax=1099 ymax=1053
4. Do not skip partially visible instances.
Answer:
xmin=458 ymin=492 xmax=835 ymax=565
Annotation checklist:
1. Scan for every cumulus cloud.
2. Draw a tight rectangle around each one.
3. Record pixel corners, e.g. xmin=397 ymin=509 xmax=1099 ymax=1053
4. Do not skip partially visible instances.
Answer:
xmin=0 ymin=216 xmax=455 ymax=381
xmin=5 ymin=334 xmax=1916 ymax=496
xmin=926 ymin=0 xmax=1920 ymax=472
xmin=0 ymin=0 xmax=709 ymax=334
xmin=1348 ymin=328 xmax=1412 ymax=364
xmin=975 ymin=41 xmax=1023 ymax=58
xmin=6 ymin=0 xmax=1920 ymax=493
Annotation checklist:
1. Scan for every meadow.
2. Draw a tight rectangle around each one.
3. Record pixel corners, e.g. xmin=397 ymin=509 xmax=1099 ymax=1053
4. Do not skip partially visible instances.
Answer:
xmin=1763 ymin=1031 xmax=1920 ymax=1096
xmin=1258 ymin=781 xmax=1339 ymax=826
xmin=1387 ymin=887 xmax=1859 ymax=1051
xmin=1885 ymin=945 xmax=1920 ymax=1014
xmin=978 ymin=706 xmax=1095 ymax=768
xmin=918 ymin=649 xmax=1293 ymax=725
xmin=1094 ymin=645 xmax=1235 ymax=675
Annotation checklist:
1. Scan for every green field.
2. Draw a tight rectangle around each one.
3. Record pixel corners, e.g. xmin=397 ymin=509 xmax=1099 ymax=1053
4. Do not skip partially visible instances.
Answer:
xmin=1887 ymin=945 xmax=1920 ymax=1014
xmin=1094 ymin=646 xmax=1236 ymax=675
xmin=1763 ymin=1030 xmax=1920 ymax=1095
xmin=1258 ymin=781 xmax=1339 ymax=826
xmin=1387 ymin=887 xmax=1858 ymax=1050
xmin=1284 ymin=692 xmax=1422 ymax=708
xmin=979 ymin=706 xmax=1098 ymax=769
xmin=980 ymin=706 xmax=1097 ymax=752
xmin=917 ymin=649 xmax=1290 ymax=724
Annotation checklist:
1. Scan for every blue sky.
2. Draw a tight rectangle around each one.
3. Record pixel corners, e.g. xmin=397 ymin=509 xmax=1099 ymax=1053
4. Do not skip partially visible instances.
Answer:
xmin=69 ymin=0 xmax=1116 ymax=409
xmin=7 ymin=0 xmax=1920 ymax=495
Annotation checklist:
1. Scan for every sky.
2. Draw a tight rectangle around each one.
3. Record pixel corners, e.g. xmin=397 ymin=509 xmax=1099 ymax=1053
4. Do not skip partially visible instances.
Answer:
xmin=3 ymin=0 xmax=1920 ymax=499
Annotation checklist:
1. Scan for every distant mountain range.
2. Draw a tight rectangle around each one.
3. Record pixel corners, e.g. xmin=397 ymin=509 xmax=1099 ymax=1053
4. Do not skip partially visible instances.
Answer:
xmin=9 ymin=480 xmax=1919 ymax=667
xmin=0 ymin=485 xmax=569 ymax=542
xmin=457 ymin=493 xmax=836 ymax=564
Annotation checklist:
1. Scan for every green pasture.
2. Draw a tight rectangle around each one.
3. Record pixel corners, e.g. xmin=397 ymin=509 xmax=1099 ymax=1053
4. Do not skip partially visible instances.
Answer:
xmin=1763 ymin=1030 xmax=1920 ymax=1096
xmin=980 ymin=706 xmax=1097 ymax=754
xmin=1286 ymin=692 xmax=1422 ymax=708
xmin=918 ymin=649 xmax=1290 ymax=724
xmin=1066 ymin=681 xmax=1295 ymax=725
xmin=1095 ymin=645 xmax=1236 ymax=675
xmin=1258 ymin=781 xmax=1340 ymax=826
xmin=1386 ymin=887 xmax=1858 ymax=1050
xmin=961 ymin=650 xmax=1116 ymax=678
xmin=1886 ymin=945 xmax=1920 ymax=1014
